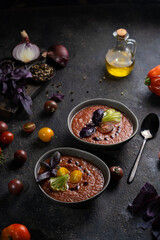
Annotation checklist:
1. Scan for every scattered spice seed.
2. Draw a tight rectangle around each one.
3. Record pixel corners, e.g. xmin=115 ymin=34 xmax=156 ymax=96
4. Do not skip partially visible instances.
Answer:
xmin=99 ymin=79 xmax=102 ymax=83
xmin=71 ymin=99 xmax=74 ymax=102
xmin=121 ymin=92 xmax=124 ymax=95
xmin=103 ymin=76 xmax=106 ymax=79
xmin=56 ymin=83 xmax=62 ymax=88
xmin=70 ymin=91 xmax=74 ymax=94
xmin=86 ymin=91 xmax=89 ymax=93
xmin=83 ymin=76 xmax=86 ymax=80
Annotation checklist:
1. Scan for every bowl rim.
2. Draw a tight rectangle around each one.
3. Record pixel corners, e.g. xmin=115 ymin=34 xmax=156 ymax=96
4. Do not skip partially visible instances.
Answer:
xmin=67 ymin=98 xmax=139 ymax=147
xmin=34 ymin=147 xmax=110 ymax=204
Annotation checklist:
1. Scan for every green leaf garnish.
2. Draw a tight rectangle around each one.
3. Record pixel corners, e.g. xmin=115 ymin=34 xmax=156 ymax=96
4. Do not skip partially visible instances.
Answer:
xmin=50 ymin=174 xmax=69 ymax=191
xmin=102 ymin=108 xmax=121 ymax=123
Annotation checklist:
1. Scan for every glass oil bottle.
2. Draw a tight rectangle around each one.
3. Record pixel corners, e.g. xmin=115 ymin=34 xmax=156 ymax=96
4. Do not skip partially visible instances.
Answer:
xmin=105 ymin=28 xmax=136 ymax=77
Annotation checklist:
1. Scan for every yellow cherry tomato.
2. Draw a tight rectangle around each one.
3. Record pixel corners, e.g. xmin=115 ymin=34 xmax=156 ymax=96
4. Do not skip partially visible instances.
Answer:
xmin=57 ymin=167 xmax=69 ymax=177
xmin=70 ymin=170 xmax=82 ymax=184
xmin=38 ymin=127 xmax=54 ymax=142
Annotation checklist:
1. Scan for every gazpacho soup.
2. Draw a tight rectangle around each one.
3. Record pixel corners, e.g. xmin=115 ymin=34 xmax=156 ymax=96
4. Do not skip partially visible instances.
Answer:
xmin=71 ymin=105 xmax=133 ymax=145
xmin=37 ymin=151 xmax=104 ymax=203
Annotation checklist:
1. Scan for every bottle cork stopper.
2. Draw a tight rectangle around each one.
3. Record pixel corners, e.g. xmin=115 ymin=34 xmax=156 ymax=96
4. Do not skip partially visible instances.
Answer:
xmin=116 ymin=28 xmax=127 ymax=38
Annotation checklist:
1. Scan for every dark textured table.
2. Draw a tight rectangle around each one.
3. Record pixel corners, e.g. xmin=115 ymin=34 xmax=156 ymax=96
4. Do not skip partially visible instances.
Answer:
xmin=0 ymin=4 xmax=160 ymax=240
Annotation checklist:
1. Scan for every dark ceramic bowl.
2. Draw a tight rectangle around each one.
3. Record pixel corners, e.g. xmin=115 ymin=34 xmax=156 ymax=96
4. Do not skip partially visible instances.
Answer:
xmin=67 ymin=98 xmax=139 ymax=149
xmin=34 ymin=147 xmax=110 ymax=206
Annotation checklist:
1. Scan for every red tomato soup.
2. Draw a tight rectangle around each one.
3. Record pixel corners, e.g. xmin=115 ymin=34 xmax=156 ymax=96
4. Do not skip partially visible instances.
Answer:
xmin=71 ymin=105 xmax=133 ymax=145
xmin=39 ymin=155 xmax=104 ymax=203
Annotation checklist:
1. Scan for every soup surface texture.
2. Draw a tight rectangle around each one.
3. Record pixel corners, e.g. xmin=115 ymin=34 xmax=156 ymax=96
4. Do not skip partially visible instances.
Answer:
xmin=72 ymin=105 xmax=133 ymax=145
xmin=39 ymin=155 xmax=104 ymax=202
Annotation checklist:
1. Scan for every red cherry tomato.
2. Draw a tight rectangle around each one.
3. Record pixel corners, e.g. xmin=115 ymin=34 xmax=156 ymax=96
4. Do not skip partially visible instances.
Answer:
xmin=0 ymin=131 xmax=14 ymax=145
xmin=23 ymin=122 xmax=36 ymax=133
xmin=14 ymin=150 xmax=27 ymax=164
xmin=8 ymin=179 xmax=24 ymax=195
xmin=109 ymin=166 xmax=123 ymax=181
xmin=0 ymin=121 xmax=8 ymax=133
xmin=0 ymin=223 xmax=31 ymax=240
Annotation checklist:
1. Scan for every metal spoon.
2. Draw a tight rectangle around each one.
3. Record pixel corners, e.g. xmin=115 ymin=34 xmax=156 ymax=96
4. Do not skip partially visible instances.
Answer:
xmin=128 ymin=113 xmax=159 ymax=184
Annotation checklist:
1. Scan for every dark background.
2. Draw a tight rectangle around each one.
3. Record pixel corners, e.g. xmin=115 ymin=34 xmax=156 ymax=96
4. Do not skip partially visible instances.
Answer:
xmin=2 ymin=0 xmax=160 ymax=9
xmin=0 ymin=1 xmax=160 ymax=240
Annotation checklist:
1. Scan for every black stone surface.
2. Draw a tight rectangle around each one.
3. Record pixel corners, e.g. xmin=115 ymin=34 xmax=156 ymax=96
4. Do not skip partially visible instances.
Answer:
xmin=0 ymin=4 xmax=160 ymax=240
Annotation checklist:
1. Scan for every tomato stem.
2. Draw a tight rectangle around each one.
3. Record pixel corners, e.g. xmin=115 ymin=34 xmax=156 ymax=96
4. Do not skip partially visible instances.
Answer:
xmin=144 ymin=76 xmax=151 ymax=86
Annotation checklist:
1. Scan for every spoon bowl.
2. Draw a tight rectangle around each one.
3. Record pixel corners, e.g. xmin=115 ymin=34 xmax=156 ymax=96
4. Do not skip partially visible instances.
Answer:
xmin=141 ymin=113 xmax=159 ymax=139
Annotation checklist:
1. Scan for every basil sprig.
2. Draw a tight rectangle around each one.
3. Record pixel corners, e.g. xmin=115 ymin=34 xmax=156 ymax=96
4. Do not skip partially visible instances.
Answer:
xmin=102 ymin=109 xmax=121 ymax=123
xmin=50 ymin=174 xmax=69 ymax=191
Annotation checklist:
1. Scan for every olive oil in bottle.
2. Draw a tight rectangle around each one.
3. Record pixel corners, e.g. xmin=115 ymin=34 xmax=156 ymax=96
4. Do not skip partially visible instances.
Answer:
xmin=105 ymin=29 xmax=136 ymax=78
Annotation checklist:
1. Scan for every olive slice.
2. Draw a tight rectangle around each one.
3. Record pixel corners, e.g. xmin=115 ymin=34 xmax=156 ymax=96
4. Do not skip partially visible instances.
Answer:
xmin=97 ymin=122 xmax=113 ymax=134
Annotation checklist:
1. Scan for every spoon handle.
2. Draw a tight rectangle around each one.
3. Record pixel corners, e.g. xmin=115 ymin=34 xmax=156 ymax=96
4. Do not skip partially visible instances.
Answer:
xmin=128 ymin=138 xmax=147 ymax=184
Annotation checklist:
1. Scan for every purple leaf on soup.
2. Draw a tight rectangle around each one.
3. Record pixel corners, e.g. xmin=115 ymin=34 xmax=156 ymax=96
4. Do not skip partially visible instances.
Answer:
xmin=79 ymin=126 xmax=96 ymax=138
xmin=128 ymin=182 xmax=158 ymax=213
xmin=36 ymin=171 xmax=50 ymax=182
xmin=86 ymin=122 xmax=95 ymax=127
xmin=40 ymin=162 xmax=50 ymax=171
xmin=50 ymin=168 xmax=57 ymax=177
xmin=50 ymin=151 xmax=61 ymax=168
xmin=49 ymin=93 xmax=64 ymax=102
xmin=92 ymin=108 xmax=104 ymax=126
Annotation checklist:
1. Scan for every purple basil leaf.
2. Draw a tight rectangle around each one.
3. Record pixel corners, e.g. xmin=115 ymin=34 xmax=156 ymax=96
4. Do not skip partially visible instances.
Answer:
xmin=1 ymin=63 xmax=13 ymax=75
xmin=79 ymin=126 xmax=96 ymax=138
xmin=92 ymin=108 xmax=104 ymax=126
xmin=86 ymin=122 xmax=95 ymax=127
xmin=128 ymin=183 xmax=158 ymax=213
xmin=50 ymin=168 xmax=57 ymax=177
xmin=11 ymin=79 xmax=17 ymax=89
xmin=19 ymin=92 xmax=33 ymax=115
xmin=36 ymin=171 xmax=50 ymax=182
xmin=152 ymin=213 xmax=160 ymax=229
xmin=146 ymin=196 xmax=160 ymax=219
xmin=10 ymin=68 xmax=32 ymax=81
xmin=50 ymin=151 xmax=61 ymax=168
xmin=152 ymin=230 xmax=160 ymax=240
xmin=40 ymin=162 xmax=51 ymax=171
xmin=152 ymin=214 xmax=160 ymax=240
xmin=137 ymin=219 xmax=153 ymax=230
xmin=50 ymin=93 xmax=64 ymax=102
xmin=2 ymin=82 xmax=8 ymax=94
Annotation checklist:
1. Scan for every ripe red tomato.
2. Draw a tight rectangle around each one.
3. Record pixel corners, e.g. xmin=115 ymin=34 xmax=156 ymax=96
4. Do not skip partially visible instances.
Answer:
xmin=23 ymin=122 xmax=36 ymax=133
xmin=0 ymin=131 xmax=14 ymax=144
xmin=8 ymin=179 xmax=24 ymax=195
xmin=0 ymin=223 xmax=31 ymax=240
xmin=0 ymin=121 xmax=8 ymax=133
xmin=14 ymin=150 xmax=27 ymax=164
xmin=109 ymin=166 xmax=123 ymax=181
